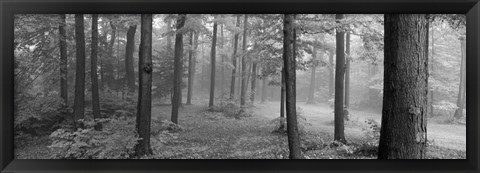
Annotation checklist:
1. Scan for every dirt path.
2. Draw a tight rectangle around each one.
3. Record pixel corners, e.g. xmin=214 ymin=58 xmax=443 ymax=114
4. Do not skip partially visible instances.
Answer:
xmin=254 ymin=101 xmax=466 ymax=151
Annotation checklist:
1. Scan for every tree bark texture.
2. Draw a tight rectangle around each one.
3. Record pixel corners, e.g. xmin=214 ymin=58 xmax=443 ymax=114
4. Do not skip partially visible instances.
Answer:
xmin=172 ymin=14 xmax=186 ymax=124
xmin=125 ymin=25 xmax=137 ymax=93
xmin=283 ymin=14 xmax=303 ymax=159
xmin=378 ymin=14 xmax=428 ymax=159
xmin=73 ymin=14 xmax=86 ymax=130
xmin=135 ymin=14 xmax=153 ymax=156
xmin=230 ymin=16 xmax=241 ymax=100
xmin=209 ymin=20 xmax=218 ymax=108
xmin=334 ymin=14 xmax=346 ymax=143
xmin=91 ymin=14 xmax=102 ymax=130
xmin=59 ymin=14 xmax=68 ymax=105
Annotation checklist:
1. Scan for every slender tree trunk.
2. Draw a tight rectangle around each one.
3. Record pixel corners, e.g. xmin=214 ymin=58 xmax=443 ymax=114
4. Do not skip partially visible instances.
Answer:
xmin=230 ymin=16 xmax=241 ymax=100
xmin=283 ymin=14 xmax=302 ymax=159
xmin=334 ymin=14 xmax=346 ymax=143
xmin=220 ymin=24 xmax=225 ymax=100
xmin=429 ymin=25 xmax=435 ymax=117
xmin=307 ymin=45 xmax=317 ymax=104
xmin=125 ymin=25 xmax=137 ymax=93
xmin=59 ymin=14 xmax=68 ymax=105
xmin=378 ymin=14 xmax=428 ymax=159
xmin=454 ymin=36 xmax=466 ymax=119
xmin=104 ymin=21 xmax=116 ymax=89
xmin=171 ymin=14 xmax=186 ymax=124
xmin=250 ymin=62 xmax=257 ymax=103
xmin=280 ymin=68 xmax=286 ymax=130
xmin=166 ymin=18 xmax=173 ymax=53
xmin=240 ymin=14 xmax=248 ymax=106
xmin=328 ymin=50 xmax=334 ymax=99
xmin=90 ymin=14 xmax=102 ymax=130
xmin=261 ymin=73 xmax=267 ymax=103
xmin=209 ymin=19 xmax=218 ymax=108
xmin=135 ymin=14 xmax=153 ymax=157
xmin=187 ymin=31 xmax=195 ymax=105
xmin=345 ymin=32 xmax=351 ymax=108
xmin=73 ymin=14 xmax=86 ymax=130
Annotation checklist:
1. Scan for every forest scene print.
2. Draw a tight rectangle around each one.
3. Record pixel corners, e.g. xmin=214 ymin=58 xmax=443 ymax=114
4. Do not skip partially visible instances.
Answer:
xmin=14 ymin=14 xmax=466 ymax=159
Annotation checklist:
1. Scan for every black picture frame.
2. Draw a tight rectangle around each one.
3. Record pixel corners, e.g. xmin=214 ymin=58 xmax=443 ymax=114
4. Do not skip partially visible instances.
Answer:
xmin=1 ymin=0 xmax=479 ymax=172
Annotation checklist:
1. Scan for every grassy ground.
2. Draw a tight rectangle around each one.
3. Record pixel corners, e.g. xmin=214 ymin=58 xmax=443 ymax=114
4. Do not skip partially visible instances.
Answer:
xmin=16 ymin=100 xmax=466 ymax=159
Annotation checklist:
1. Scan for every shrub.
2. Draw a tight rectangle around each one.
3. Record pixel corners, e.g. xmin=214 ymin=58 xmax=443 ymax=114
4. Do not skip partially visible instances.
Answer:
xmin=271 ymin=107 xmax=311 ymax=135
xmin=100 ymin=89 xmax=137 ymax=118
xmin=48 ymin=117 xmax=139 ymax=159
xmin=15 ymin=94 xmax=68 ymax=135
xmin=354 ymin=119 xmax=381 ymax=156
xmin=433 ymin=101 xmax=457 ymax=117
xmin=209 ymin=100 xmax=252 ymax=119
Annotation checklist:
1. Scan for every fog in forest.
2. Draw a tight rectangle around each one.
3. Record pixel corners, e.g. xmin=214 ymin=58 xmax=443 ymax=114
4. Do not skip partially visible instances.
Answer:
xmin=14 ymin=14 xmax=466 ymax=159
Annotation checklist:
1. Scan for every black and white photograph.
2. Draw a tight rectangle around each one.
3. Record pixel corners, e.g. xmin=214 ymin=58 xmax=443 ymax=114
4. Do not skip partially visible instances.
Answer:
xmin=14 ymin=14 xmax=466 ymax=159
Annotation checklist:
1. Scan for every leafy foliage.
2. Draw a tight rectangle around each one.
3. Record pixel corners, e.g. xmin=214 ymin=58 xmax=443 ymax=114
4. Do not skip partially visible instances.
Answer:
xmin=48 ymin=117 xmax=139 ymax=159
xmin=15 ymin=93 xmax=68 ymax=135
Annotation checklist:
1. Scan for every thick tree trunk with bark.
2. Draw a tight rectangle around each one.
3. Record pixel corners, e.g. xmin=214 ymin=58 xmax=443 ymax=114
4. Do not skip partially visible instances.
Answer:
xmin=378 ymin=14 xmax=428 ymax=159
xmin=345 ymin=32 xmax=351 ymax=108
xmin=135 ymin=14 xmax=153 ymax=156
xmin=125 ymin=25 xmax=137 ymax=93
xmin=59 ymin=14 xmax=68 ymax=105
xmin=307 ymin=45 xmax=317 ymax=104
xmin=283 ymin=14 xmax=303 ymax=159
xmin=73 ymin=14 xmax=86 ymax=130
xmin=334 ymin=14 xmax=346 ymax=143
xmin=91 ymin=14 xmax=102 ymax=130
xmin=240 ymin=15 xmax=248 ymax=106
xmin=172 ymin=14 xmax=186 ymax=124
xmin=209 ymin=20 xmax=218 ymax=108
xmin=454 ymin=36 xmax=466 ymax=119
xmin=230 ymin=16 xmax=241 ymax=100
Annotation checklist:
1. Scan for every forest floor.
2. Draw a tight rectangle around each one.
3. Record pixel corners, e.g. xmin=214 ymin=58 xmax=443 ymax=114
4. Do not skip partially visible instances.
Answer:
xmin=16 ymin=99 xmax=466 ymax=159
xmin=147 ymin=99 xmax=466 ymax=159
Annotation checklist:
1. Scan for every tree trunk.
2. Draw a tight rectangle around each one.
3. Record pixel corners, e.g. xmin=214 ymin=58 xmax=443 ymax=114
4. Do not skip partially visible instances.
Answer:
xmin=220 ymin=24 xmax=225 ymax=100
xmin=186 ymin=31 xmax=195 ymax=105
xmin=429 ymin=25 xmax=435 ymax=117
xmin=125 ymin=25 xmax=137 ymax=93
xmin=307 ymin=45 xmax=317 ymax=104
xmin=230 ymin=16 xmax=241 ymax=100
xmin=90 ymin=14 xmax=102 ymax=130
xmin=334 ymin=14 xmax=346 ymax=143
xmin=378 ymin=14 xmax=428 ymax=159
xmin=59 ymin=14 xmax=68 ymax=105
xmin=328 ymin=50 xmax=334 ymax=99
xmin=208 ymin=19 xmax=218 ymax=108
xmin=280 ymin=68 xmax=286 ymax=130
xmin=135 ymin=14 xmax=153 ymax=157
xmin=261 ymin=73 xmax=267 ymax=103
xmin=104 ymin=22 xmax=116 ymax=89
xmin=166 ymin=18 xmax=173 ymax=53
xmin=283 ymin=14 xmax=303 ymax=159
xmin=250 ymin=62 xmax=257 ymax=103
xmin=73 ymin=14 xmax=86 ymax=130
xmin=240 ymin=14 xmax=248 ymax=107
xmin=345 ymin=32 xmax=351 ymax=108
xmin=454 ymin=36 xmax=466 ymax=119
xmin=171 ymin=14 xmax=186 ymax=124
